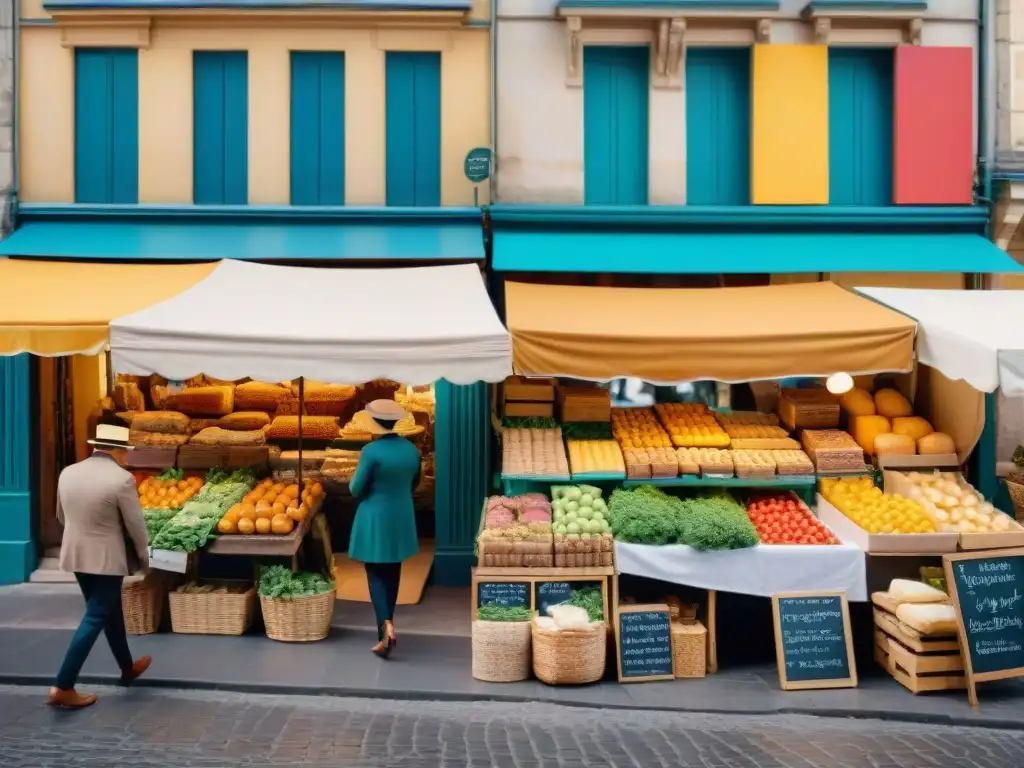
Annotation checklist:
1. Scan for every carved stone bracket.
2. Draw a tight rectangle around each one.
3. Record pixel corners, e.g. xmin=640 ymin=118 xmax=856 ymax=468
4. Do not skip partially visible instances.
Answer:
xmin=652 ymin=18 xmax=685 ymax=90
xmin=813 ymin=17 xmax=831 ymax=45
xmin=906 ymin=18 xmax=923 ymax=45
xmin=566 ymin=16 xmax=583 ymax=88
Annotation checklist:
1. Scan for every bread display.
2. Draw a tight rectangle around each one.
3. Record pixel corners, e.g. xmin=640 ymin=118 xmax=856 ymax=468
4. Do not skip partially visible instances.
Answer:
xmin=655 ymin=403 xmax=729 ymax=447
xmin=730 ymin=450 xmax=776 ymax=479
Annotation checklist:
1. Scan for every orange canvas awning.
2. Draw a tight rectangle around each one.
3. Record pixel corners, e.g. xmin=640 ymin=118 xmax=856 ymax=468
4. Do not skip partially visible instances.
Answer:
xmin=0 ymin=259 xmax=218 ymax=356
xmin=505 ymin=280 xmax=917 ymax=383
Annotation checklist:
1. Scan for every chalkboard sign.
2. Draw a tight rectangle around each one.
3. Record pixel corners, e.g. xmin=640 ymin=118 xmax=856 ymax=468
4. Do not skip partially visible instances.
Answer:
xmin=772 ymin=591 xmax=857 ymax=691
xmin=944 ymin=549 xmax=1024 ymax=708
xmin=535 ymin=581 xmax=574 ymax=617
xmin=615 ymin=603 xmax=674 ymax=683
xmin=477 ymin=581 xmax=529 ymax=611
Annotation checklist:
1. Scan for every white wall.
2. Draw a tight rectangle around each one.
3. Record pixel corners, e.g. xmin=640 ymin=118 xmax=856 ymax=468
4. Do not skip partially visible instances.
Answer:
xmin=496 ymin=0 xmax=980 ymax=205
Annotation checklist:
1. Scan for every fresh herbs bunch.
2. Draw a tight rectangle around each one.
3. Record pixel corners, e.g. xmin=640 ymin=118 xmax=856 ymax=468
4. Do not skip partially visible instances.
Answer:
xmin=477 ymin=605 xmax=531 ymax=622
xmin=258 ymin=565 xmax=336 ymax=599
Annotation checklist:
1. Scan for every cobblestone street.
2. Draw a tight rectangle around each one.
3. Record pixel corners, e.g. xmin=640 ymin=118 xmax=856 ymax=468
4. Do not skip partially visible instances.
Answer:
xmin=0 ymin=685 xmax=1023 ymax=768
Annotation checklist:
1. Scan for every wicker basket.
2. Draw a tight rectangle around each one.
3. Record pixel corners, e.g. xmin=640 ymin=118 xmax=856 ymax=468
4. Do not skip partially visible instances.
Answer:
xmin=122 ymin=573 xmax=166 ymax=635
xmin=169 ymin=582 xmax=256 ymax=636
xmin=260 ymin=591 xmax=335 ymax=642
xmin=671 ymin=620 xmax=707 ymax=679
xmin=1006 ymin=475 xmax=1024 ymax=518
xmin=531 ymin=621 xmax=606 ymax=685
xmin=472 ymin=620 xmax=532 ymax=682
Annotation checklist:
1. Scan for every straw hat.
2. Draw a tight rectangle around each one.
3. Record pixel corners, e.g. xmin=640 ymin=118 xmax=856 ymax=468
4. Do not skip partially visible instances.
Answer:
xmin=362 ymin=399 xmax=409 ymax=435
xmin=88 ymin=423 xmax=133 ymax=451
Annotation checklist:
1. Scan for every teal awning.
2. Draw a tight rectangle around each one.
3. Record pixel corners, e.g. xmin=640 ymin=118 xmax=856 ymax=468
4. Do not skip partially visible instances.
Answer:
xmin=492 ymin=232 xmax=1024 ymax=274
xmin=0 ymin=219 xmax=484 ymax=262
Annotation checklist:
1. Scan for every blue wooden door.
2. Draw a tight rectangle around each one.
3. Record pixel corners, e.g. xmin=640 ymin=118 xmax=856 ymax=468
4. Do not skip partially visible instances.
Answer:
xmin=385 ymin=52 xmax=442 ymax=206
xmin=829 ymin=48 xmax=894 ymax=206
xmin=74 ymin=48 xmax=138 ymax=203
xmin=290 ymin=52 xmax=346 ymax=206
xmin=193 ymin=51 xmax=249 ymax=204
xmin=583 ymin=46 xmax=649 ymax=205
xmin=686 ymin=48 xmax=751 ymax=205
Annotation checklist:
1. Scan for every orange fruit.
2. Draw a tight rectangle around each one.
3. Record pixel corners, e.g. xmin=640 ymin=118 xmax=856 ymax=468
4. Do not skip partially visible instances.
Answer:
xmin=311 ymin=482 xmax=323 ymax=498
xmin=270 ymin=514 xmax=294 ymax=535
xmin=217 ymin=517 xmax=237 ymax=534
xmin=284 ymin=485 xmax=300 ymax=500
xmin=264 ymin=492 xmax=278 ymax=505
xmin=237 ymin=517 xmax=255 ymax=535
xmin=255 ymin=517 xmax=272 ymax=535
xmin=271 ymin=501 xmax=286 ymax=516
xmin=239 ymin=503 xmax=257 ymax=521
xmin=286 ymin=506 xmax=306 ymax=523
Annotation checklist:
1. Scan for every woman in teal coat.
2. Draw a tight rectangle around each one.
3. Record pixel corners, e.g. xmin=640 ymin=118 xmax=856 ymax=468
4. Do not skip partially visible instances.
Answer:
xmin=348 ymin=399 xmax=421 ymax=658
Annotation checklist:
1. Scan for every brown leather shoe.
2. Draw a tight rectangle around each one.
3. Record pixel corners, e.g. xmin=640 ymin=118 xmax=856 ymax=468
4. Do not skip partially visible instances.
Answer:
xmin=118 ymin=655 xmax=152 ymax=686
xmin=46 ymin=687 xmax=98 ymax=709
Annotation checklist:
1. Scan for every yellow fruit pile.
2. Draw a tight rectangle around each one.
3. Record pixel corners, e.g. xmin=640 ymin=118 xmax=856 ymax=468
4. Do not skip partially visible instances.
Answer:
xmin=611 ymin=408 xmax=672 ymax=450
xmin=137 ymin=474 xmax=204 ymax=511
xmin=820 ymin=476 xmax=936 ymax=534
xmin=217 ymin=477 xmax=325 ymax=536
xmin=655 ymin=403 xmax=729 ymax=447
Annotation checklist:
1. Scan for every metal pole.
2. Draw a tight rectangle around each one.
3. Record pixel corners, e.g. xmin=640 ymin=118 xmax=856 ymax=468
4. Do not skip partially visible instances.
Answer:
xmin=297 ymin=377 xmax=304 ymax=489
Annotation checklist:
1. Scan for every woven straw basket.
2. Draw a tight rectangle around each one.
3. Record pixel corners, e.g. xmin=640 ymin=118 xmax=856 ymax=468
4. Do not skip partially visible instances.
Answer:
xmin=531 ymin=622 xmax=606 ymax=685
xmin=472 ymin=620 xmax=532 ymax=682
xmin=671 ymin=620 xmax=707 ymax=679
xmin=169 ymin=584 xmax=256 ymax=636
xmin=1005 ymin=475 xmax=1024 ymax=519
xmin=122 ymin=573 xmax=166 ymax=635
xmin=260 ymin=591 xmax=335 ymax=642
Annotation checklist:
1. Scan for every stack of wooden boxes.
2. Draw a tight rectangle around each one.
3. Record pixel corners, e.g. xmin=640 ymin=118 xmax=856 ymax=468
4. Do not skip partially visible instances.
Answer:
xmin=502 ymin=377 xmax=557 ymax=419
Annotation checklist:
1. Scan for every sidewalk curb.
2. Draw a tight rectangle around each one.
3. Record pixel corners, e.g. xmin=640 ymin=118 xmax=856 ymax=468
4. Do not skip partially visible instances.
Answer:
xmin=2 ymin=674 xmax=1021 ymax=732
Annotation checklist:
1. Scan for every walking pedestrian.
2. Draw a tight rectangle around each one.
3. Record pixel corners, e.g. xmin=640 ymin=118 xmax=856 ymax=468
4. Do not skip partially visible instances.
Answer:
xmin=46 ymin=416 xmax=153 ymax=708
xmin=347 ymin=400 xmax=421 ymax=658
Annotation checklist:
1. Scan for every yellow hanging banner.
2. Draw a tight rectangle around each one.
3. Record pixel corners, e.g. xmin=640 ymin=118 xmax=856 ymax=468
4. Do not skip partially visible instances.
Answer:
xmin=751 ymin=44 xmax=829 ymax=205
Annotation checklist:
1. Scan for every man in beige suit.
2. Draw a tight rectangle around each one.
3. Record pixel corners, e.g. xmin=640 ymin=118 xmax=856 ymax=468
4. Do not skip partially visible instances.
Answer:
xmin=47 ymin=417 xmax=153 ymax=709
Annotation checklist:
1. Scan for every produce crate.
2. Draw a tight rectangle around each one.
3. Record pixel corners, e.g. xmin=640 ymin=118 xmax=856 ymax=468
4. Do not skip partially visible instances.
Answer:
xmin=476 ymin=499 xmax=554 ymax=568
xmin=503 ymin=376 xmax=557 ymax=403
xmin=504 ymin=401 xmax=555 ymax=419
xmin=472 ymin=567 xmax=614 ymax=627
xmin=559 ymin=387 xmax=612 ymax=423
xmin=871 ymin=593 xmax=964 ymax=694
xmin=169 ymin=581 xmax=256 ymax=636
xmin=554 ymin=532 xmax=614 ymax=569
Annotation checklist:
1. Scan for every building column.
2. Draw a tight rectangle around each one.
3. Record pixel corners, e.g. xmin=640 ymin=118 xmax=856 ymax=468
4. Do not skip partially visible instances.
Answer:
xmin=433 ymin=381 xmax=489 ymax=586
xmin=0 ymin=356 xmax=34 ymax=584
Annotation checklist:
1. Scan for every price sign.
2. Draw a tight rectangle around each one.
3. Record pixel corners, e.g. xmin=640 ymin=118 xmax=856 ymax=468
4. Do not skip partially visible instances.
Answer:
xmin=772 ymin=591 xmax=857 ymax=691
xmin=535 ymin=581 xmax=574 ymax=617
xmin=615 ymin=604 xmax=674 ymax=683
xmin=944 ymin=550 xmax=1024 ymax=708
xmin=477 ymin=581 xmax=529 ymax=610
xmin=149 ymin=547 xmax=188 ymax=574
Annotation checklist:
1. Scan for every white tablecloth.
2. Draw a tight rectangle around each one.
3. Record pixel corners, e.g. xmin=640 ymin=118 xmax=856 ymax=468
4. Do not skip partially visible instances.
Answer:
xmin=614 ymin=542 xmax=868 ymax=602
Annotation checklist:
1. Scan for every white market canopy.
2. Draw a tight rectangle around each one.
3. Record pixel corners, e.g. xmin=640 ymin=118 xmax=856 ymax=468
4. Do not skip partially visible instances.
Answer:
xmin=109 ymin=260 xmax=512 ymax=385
xmin=856 ymin=287 xmax=1024 ymax=396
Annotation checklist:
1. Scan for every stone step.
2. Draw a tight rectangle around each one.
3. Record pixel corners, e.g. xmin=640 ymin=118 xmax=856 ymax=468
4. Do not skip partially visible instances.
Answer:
xmin=29 ymin=558 xmax=76 ymax=584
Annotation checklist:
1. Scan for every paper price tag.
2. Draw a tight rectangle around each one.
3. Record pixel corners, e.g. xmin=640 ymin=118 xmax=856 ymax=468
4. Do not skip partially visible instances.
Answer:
xmin=150 ymin=548 xmax=188 ymax=574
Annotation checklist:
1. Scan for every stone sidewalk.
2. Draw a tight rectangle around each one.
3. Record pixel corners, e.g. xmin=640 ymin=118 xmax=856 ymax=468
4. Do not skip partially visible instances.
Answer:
xmin=2 ymin=685 xmax=1024 ymax=768
xmin=1 ymin=584 xmax=1023 ymax=730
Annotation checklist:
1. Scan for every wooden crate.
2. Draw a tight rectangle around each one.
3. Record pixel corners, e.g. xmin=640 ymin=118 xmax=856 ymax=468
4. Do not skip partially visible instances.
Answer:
xmin=503 ymin=376 xmax=557 ymax=403
xmin=872 ymin=597 xmax=965 ymax=694
xmin=504 ymin=401 xmax=555 ymax=419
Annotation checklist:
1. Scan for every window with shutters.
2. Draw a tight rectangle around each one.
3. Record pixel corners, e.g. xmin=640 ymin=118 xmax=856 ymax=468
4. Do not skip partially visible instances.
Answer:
xmin=828 ymin=48 xmax=894 ymax=206
xmin=583 ymin=46 xmax=650 ymax=206
xmin=193 ymin=51 xmax=249 ymax=205
xmin=290 ymin=52 xmax=346 ymax=206
xmin=686 ymin=48 xmax=751 ymax=206
xmin=74 ymin=48 xmax=138 ymax=204
xmin=385 ymin=52 xmax=441 ymax=207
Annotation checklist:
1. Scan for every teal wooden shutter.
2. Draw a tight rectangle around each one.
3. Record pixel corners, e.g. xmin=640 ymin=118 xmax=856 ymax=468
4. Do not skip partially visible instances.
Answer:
xmin=828 ymin=48 xmax=894 ymax=206
xmin=74 ymin=48 xmax=138 ymax=204
xmin=385 ymin=52 xmax=442 ymax=206
xmin=583 ymin=46 xmax=649 ymax=205
xmin=686 ymin=48 xmax=751 ymax=205
xmin=0 ymin=355 xmax=33 ymax=584
xmin=290 ymin=52 xmax=346 ymax=206
xmin=193 ymin=51 xmax=249 ymax=204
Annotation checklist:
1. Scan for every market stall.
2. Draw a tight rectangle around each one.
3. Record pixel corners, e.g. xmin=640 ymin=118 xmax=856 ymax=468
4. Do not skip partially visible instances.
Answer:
xmin=0 ymin=257 xmax=512 ymax=639
xmin=475 ymin=277 xmax=1024 ymax=695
